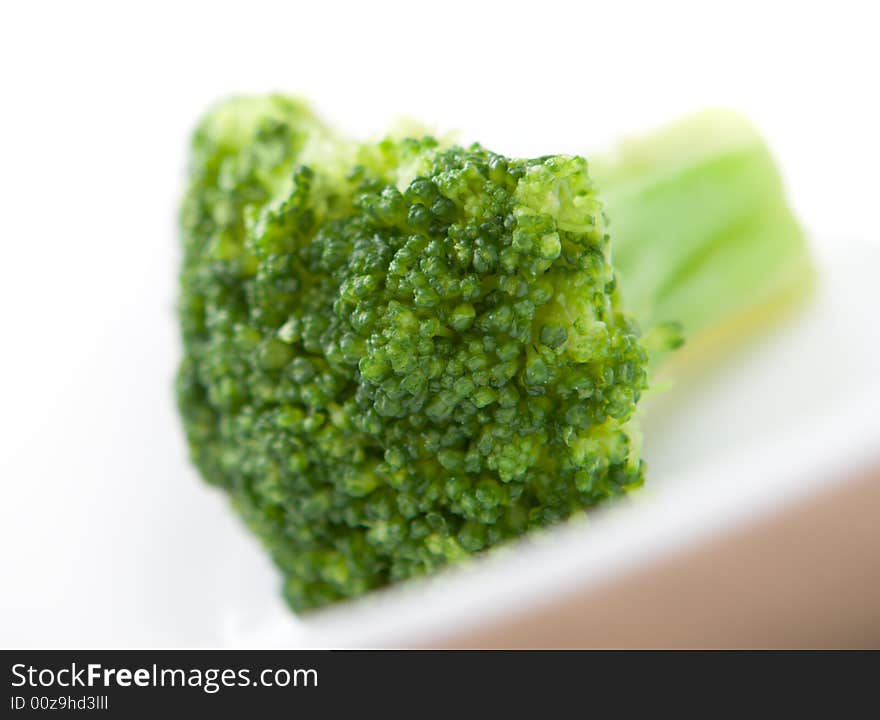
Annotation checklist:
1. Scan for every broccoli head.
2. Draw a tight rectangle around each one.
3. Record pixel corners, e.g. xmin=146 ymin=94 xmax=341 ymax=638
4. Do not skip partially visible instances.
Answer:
xmin=177 ymin=96 xmax=811 ymax=610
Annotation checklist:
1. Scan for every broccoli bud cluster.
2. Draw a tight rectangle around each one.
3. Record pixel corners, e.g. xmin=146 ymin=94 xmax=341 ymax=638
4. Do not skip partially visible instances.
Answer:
xmin=177 ymin=96 xmax=647 ymax=610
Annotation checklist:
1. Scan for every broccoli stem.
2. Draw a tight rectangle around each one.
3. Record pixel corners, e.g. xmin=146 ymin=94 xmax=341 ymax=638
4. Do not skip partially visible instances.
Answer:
xmin=592 ymin=109 xmax=814 ymax=367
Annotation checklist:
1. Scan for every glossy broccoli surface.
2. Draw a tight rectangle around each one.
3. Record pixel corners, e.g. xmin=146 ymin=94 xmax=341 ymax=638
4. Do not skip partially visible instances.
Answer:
xmin=177 ymin=96 xmax=811 ymax=610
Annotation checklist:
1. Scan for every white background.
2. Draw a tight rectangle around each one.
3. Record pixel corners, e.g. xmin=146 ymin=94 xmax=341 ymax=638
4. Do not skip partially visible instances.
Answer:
xmin=1 ymin=1 xmax=878 ymax=647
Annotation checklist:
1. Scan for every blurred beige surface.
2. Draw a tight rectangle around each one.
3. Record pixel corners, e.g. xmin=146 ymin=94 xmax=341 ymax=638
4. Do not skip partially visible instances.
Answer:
xmin=440 ymin=468 xmax=880 ymax=649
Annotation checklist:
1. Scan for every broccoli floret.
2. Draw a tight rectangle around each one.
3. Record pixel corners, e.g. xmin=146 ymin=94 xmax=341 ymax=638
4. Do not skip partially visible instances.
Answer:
xmin=177 ymin=96 xmax=811 ymax=610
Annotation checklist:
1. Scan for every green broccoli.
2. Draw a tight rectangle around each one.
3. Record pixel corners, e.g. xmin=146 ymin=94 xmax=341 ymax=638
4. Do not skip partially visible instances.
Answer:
xmin=176 ymin=96 xmax=812 ymax=611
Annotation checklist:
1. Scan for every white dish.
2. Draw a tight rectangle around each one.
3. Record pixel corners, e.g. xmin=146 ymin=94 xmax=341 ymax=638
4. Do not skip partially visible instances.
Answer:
xmin=2 ymin=235 xmax=877 ymax=648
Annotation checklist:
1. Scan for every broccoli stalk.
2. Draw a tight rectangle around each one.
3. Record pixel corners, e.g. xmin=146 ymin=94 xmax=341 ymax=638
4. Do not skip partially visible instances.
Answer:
xmin=593 ymin=109 xmax=814 ymax=368
xmin=176 ymin=98 xmax=812 ymax=611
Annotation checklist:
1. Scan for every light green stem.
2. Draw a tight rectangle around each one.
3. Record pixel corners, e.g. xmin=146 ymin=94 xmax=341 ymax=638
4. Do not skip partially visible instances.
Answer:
xmin=592 ymin=109 xmax=814 ymax=365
